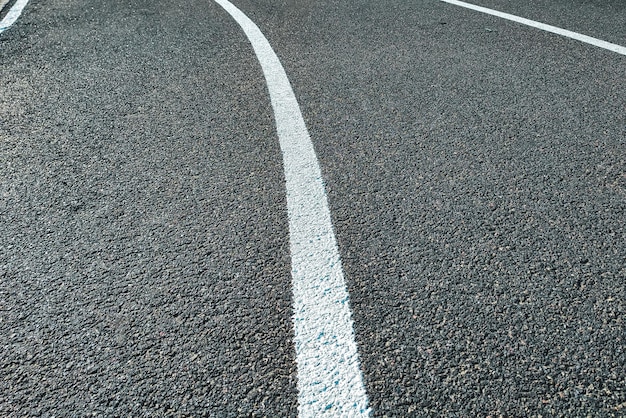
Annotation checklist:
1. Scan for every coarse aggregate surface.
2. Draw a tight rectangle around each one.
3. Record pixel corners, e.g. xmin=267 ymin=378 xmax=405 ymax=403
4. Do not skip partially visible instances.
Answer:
xmin=1 ymin=0 xmax=624 ymax=416
xmin=1 ymin=0 xmax=298 ymax=415
xmin=233 ymin=0 xmax=625 ymax=415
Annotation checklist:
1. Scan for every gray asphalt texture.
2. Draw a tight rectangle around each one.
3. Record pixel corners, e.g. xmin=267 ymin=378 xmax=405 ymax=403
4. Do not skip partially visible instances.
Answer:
xmin=1 ymin=0 xmax=297 ymax=415
xmin=1 ymin=0 xmax=625 ymax=417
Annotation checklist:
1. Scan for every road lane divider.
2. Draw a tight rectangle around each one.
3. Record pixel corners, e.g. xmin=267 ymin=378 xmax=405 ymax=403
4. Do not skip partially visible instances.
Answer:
xmin=440 ymin=0 xmax=626 ymax=56
xmin=0 ymin=0 xmax=30 ymax=34
xmin=212 ymin=0 xmax=371 ymax=416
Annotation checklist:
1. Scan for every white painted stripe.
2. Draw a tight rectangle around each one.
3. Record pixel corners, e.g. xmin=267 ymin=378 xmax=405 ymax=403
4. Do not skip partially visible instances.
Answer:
xmin=211 ymin=0 xmax=370 ymax=416
xmin=440 ymin=0 xmax=626 ymax=56
xmin=0 ymin=0 xmax=30 ymax=34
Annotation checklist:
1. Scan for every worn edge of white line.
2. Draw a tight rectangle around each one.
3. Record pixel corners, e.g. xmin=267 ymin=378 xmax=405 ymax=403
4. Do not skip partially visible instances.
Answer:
xmin=0 ymin=0 xmax=30 ymax=34
xmin=0 ymin=0 xmax=12 ymax=15
xmin=212 ymin=0 xmax=371 ymax=416
xmin=440 ymin=0 xmax=626 ymax=56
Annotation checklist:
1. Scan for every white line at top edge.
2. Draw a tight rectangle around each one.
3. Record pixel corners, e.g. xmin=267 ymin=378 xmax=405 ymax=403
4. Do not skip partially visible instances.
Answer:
xmin=0 ymin=0 xmax=30 ymax=34
xmin=440 ymin=0 xmax=626 ymax=56
xmin=211 ymin=0 xmax=370 ymax=416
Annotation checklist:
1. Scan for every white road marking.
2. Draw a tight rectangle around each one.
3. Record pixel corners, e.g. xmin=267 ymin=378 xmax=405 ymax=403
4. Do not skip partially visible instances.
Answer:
xmin=212 ymin=0 xmax=370 ymax=416
xmin=440 ymin=0 xmax=626 ymax=56
xmin=0 ymin=0 xmax=30 ymax=34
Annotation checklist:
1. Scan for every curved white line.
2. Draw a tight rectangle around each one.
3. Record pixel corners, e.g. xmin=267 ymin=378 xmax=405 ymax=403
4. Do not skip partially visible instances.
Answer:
xmin=0 ymin=0 xmax=30 ymax=34
xmin=441 ymin=0 xmax=626 ymax=56
xmin=212 ymin=0 xmax=370 ymax=416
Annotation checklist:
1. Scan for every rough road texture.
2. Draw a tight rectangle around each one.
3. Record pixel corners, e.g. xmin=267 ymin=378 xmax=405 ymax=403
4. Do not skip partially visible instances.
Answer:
xmin=1 ymin=0 xmax=624 ymax=416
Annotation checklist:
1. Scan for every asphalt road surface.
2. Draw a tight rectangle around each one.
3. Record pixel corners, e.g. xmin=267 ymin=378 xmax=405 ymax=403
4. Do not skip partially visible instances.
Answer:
xmin=1 ymin=0 xmax=624 ymax=416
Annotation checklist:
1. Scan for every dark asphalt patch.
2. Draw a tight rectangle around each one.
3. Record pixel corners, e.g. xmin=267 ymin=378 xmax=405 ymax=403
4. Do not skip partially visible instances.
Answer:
xmin=1 ymin=0 xmax=298 ymax=415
